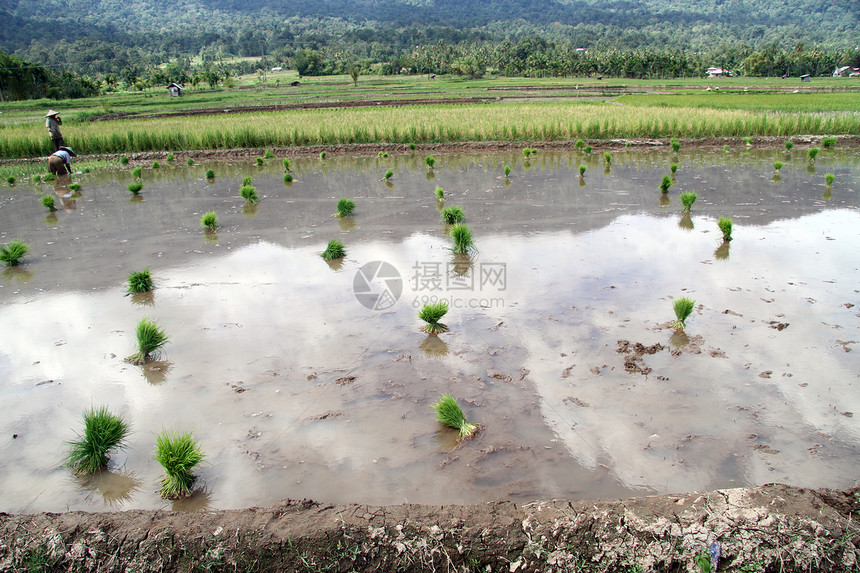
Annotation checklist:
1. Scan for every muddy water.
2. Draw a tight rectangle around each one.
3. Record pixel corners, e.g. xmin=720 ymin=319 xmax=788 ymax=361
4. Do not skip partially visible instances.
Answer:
xmin=0 ymin=148 xmax=858 ymax=513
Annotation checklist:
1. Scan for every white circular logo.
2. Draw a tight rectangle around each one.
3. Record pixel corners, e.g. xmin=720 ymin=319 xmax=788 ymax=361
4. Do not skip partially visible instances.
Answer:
xmin=353 ymin=261 xmax=402 ymax=311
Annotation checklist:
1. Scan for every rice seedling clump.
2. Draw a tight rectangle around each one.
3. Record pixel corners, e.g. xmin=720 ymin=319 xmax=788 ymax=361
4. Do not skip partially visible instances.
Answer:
xmin=773 ymin=161 xmax=783 ymax=172
xmin=671 ymin=297 xmax=696 ymax=331
xmin=432 ymin=394 xmax=479 ymax=441
xmin=155 ymin=430 xmax=204 ymax=499
xmin=441 ymin=206 xmax=465 ymax=225
xmin=659 ymin=174 xmax=673 ymax=193
xmin=321 ymin=240 xmax=346 ymax=261
xmin=128 ymin=182 xmax=143 ymax=194
xmin=383 ymin=169 xmax=393 ymax=181
xmin=205 ymin=169 xmax=215 ymax=179
xmin=718 ymin=217 xmax=733 ymax=241
xmin=128 ymin=317 xmax=169 ymax=364
xmin=0 ymin=241 xmax=29 ymax=266
xmin=240 ymin=185 xmax=260 ymax=203
xmin=283 ymin=173 xmax=294 ymax=182
xmin=66 ymin=406 xmax=130 ymax=474
xmin=131 ymin=166 xmax=142 ymax=179
xmin=680 ymin=192 xmax=697 ymax=212
xmin=127 ymin=269 xmax=154 ymax=293
xmin=336 ymin=198 xmax=356 ymax=217
xmin=201 ymin=211 xmax=219 ymax=231
xmin=825 ymin=173 xmax=835 ymax=187
xmin=419 ymin=301 xmax=449 ymax=334
xmin=435 ymin=186 xmax=444 ymax=199
xmin=68 ymin=183 xmax=81 ymax=192
xmin=425 ymin=156 xmax=436 ymax=169
xmin=41 ymin=195 xmax=57 ymax=212
xmin=450 ymin=224 xmax=474 ymax=254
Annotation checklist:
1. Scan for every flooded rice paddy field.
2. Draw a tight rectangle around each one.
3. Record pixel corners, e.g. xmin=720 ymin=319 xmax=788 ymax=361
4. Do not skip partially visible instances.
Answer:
xmin=0 ymin=147 xmax=858 ymax=513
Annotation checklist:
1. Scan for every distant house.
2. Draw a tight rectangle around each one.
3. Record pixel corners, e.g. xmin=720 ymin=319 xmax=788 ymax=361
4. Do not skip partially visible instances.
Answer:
xmin=850 ymin=68 xmax=860 ymax=77
xmin=833 ymin=66 xmax=851 ymax=77
xmin=706 ymin=67 xmax=730 ymax=77
xmin=800 ymin=74 xmax=811 ymax=82
xmin=271 ymin=67 xmax=283 ymax=72
xmin=167 ymin=82 xmax=184 ymax=97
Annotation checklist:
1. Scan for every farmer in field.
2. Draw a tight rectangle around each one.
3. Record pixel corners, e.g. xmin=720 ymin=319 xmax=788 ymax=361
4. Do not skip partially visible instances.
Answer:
xmin=45 ymin=110 xmax=65 ymax=151
xmin=48 ymin=146 xmax=76 ymax=175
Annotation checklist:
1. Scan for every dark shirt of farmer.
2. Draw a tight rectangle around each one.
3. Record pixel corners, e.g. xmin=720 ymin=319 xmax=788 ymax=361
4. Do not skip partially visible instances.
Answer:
xmin=45 ymin=110 xmax=65 ymax=151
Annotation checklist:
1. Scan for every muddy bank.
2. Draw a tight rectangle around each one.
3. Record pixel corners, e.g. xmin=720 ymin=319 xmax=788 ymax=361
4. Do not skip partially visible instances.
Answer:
xmin=2 ymin=484 xmax=858 ymax=572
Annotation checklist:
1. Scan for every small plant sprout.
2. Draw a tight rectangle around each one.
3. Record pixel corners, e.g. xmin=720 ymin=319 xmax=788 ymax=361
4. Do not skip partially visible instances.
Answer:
xmin=680 ymin=192 xmax=697 ymax=212
xmin=321 ymin=239 xmax=346 ymax=261
xmin=409 ymin=142 xmax=416 ymax=150
xmin=283 ymin=157 xmax=291 ymax=172
xmin=33 ymin=174 xmax=41 ymax=182
xmin=670 ymin=138 xmax=681 ymax=152
xmin=579 ymin=164 xmax=587 ymax=177
xmin=205 ymin=169 xmax=215 ymax=179
xmin=7 ymin=176 xmax=15 ymax=185
xmin=825 ymin=173 xmax=835 ymax=187
xmin=43 ymin=173 xmax=55 ymax=181
xmin=264 ymin=149 xmax=276 ymax=159
xmin=822 ymin=136 xmax=836 ymax=149
xmin=68 ymin=182 xmax=81 ymax=193
xmin=435 ymin=186 xmax=445 ymax=200
xmin=120 ymin=156 xmax=130 ymax=166
xmin=131 ymin=166 xmax=142 ymax=179
xmin=670 ymin=163 xmax=678 ymax=175
xmin=187 ymin=158 xmax=195 ymax=166
xmin=66 ymin=406 xmax=130 ymax=474
xmin=659 ymin=174 xmax=673 ymax=193
xmin=575 ymin=139 xmax=585 ymax=149
xmin=671 ymin=297 xmax=696 ymax=331
xmin=335 ymin=198 xmax=356 ymax=217
xmin=382 ymin=169 xmax=394 ymax=181
xmin=425 ymin=156 xmax=436 ymax=170
xmin=773 ymin=161 xmax=783 ymax=172
xmin=723 ymin=144 xmax=731 ymax=152
xmin=283 ymin=172 xmax=293 ymax=183
xmin=242 ymin=176 xmax=253 ymax=186
xmin=718 ymin=217 xmax=733 ymax=242
xmin=584 ymin=145 xmax=593 ymax=154
xmin=808 ymin=147 xmax=819 ymax=162
xmin=432 ymin=394 xmax=479 ymax=441
xmin=450 ymin=223 xmax=474 ymax=254
xmin=128 ymin=269 xmax=154 ymax=293
xmin=152 ymin=160 xmax=160 ymax=169
xmin=419 ymin=301 xmax=449 ymax=335
xmin=441 ymin=206 xmax=466 ymax=225
xmin=504 ymin=165 xmax=511 ymax=178
xmin=743 ymin=136 xmax=753 ymax=146
xmin=155 ymin=430 xmax=204 ymax=499
xmin=604 ymin=151 xmax=612 ymax=165
xmin=240 ymin=185 xmax=260 ymax=203
xmin=201 ymin=211 xmax=219 ymax=231
xmin=319 ymin=151 xmax=327 ymax=160
xmin=255 ymin=157 xmax=264 ymax=166
xmin=128 ymin=182 xmax=143 ymax=194
xmin=128 ymin=317 xmax=169 ymax=364
xmin=41 ymin=195 xmax=57 ymax=212
xmin=522 ymin=148 xmax=532 ymax=158
xmin=785 ymin=140 xmax=794 ymax=151
xmin=167 ymin=152 xmax=175 ymax=161
xmin=0 ymin=241 xmax=29 ymax=267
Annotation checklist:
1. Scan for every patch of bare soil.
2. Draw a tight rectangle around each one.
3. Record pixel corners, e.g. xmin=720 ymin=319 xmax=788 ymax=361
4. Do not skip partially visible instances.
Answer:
xmin=1 ymin=484 xmax=858 ymax=572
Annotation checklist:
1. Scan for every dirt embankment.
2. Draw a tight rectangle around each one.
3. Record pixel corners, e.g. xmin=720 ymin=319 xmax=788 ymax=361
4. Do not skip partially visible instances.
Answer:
xmin=2 ymin=484 xmax=858 ymax=572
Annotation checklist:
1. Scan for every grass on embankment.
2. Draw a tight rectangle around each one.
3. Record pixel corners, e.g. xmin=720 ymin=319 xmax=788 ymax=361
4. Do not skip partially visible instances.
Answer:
xmin=2 ymin=99 xmax=858 ymax=158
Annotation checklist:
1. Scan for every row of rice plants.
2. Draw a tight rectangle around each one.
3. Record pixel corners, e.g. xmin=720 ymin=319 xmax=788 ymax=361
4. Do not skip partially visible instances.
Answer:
xmin=1 ymin=103 xmax=856 ymax=158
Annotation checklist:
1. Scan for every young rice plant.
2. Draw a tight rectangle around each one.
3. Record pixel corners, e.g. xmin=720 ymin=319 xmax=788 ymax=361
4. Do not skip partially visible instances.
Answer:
xmin=660 ymin=174 xmax=673 ymax=193
xmin=41 ymin=195 xmax=57 ymax=212
xmin=0 ymin=241 xmax=29 ymax=266
xmin=128 ymin=182 xmax=143 ymax=194
xmin=240 ymin=185 xmax=260 ymax=203
xmin=441 ymin=206 xmax=465 ymax=225
xmin=435 ymin=186 xmax=444 ymax=200
xmin=718 ymin=217 xmax=733 ymax=241
xmin=450 ymin=223 xmax=474 ymax=254
xmin=127 ymin=269 xmax=154 ymax=293
xmin=321 ymin=239 xmax=346 ymax=261
xmin=419 ymin=301 xmax=449 ymax=335
xmin=432 ymin=394 xmax=479 ymax=441
xmin=66 ymin=406 xmax=130 ymax=474
xmin=680 ymin=192 xmax=697 ymax=212
xmin=201 ymin=211 xmax=219 ymax=231
xmin=336 ymin=198 xmax=356 ymax=217
xmin=825 ymin=173 xmax=835 ymax=187
xmin=155 ymin=430 xmax=204 ymax=499
xmin=671 ymin=297 xmax=696 ymax=331
xmin=128 ymin=317 xmax=169 ymax=364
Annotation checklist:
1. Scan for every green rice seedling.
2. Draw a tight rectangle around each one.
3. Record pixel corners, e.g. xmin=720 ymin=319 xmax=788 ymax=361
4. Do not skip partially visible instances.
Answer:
xmin=239 ymin=185 xmax=260 ymax=203
xmin=128 ymin=182 xmax=143 ymax=194
xmin=68 ymin=183 xmax=81 ymax=192
xmin=825 ymin=173 xmax=835 ymax=187
xmin=33 ymin=174 xmax=41 ymax=182
xmin=242 ymin=176 xmax=253 ymax=186
xmin=186 ymin=158 xmax=195 ymax=166
xmin=128 ymin=317 xmax=169 ymax=364
xmin=450 ymin=223 xmax=474 ymax=254
xmin=670 ymin=163 xmax=678 ymax=175
xmin=41 ymin=195 xmax=57 ymax=212
xmin=680 ymin=192 xmax=697 ymax=212
xmin=579 ymin=165 xmax=586 ymax=177
xmin=671 ymin=297 xmax=696 ymax=331
xmin=0 ymin=241 xmax=29 ymax=266
xmin=504 ymin=165 xmax=511 ymax=178
xmin=522 ymin=148 xmax=532 ymax=158
xmin=319 ymin=151 xmax=327 ymax=160
xmin=435 ymin=186 xmax=444 ymax=200
xmin=43 ymin=173 xmax=56 ymax=181
xmin=584 ymin=145 xmax=592 ymax=154
xmin=773 ymin=161 xmax=783 ymax=172
xmin=441 ymin=206 xmax=466 ymax=225
xmin=205 ymin=169 xmax=215 ymax=179
xmin=785 ymin=140 xmax=794 ymax=151
xmin=743 ymin=136 xmax=753 ymax=146
xmin=66 ymin=406 xmax=130 ymax=474
xmin=432 ymin=393 xmax=479 ymax=440
xmin=808 ymin=147 xmax=819 ymax=162
xmin=82 ymin=167 xmax=90 ymax=174
xmin=718 ymin=217 xmax=733 ymax=241
xmin=671 ymin=138 xmax=681 ymax=152
xmin=127 ymin=269 xmax=154 ymax=293
xmin=723 ymin=144 xmax=731 ymax=152
xmin=120 ymin=156 xmax=129 ymax=165
xmin=822 ymin=136 xmax=836 ymax=149
xmin=283 ymin=157 xmax=291 ymax=172
xmin=575 ymin=139 xmax=585 ymax=149
xmin=659 ymin=174 xmax=673 ymax=193
xmin=409 ymin=142 xmax=415 ymax=150
xmin=264 ymin=149 xmax=276 ymax=159
xmin=321 ymin=239 xmax=346 ymax=261
xmin=625 ymin=141 xmax=631 ymax=147
xmin=167 ymin=152 xmax=175 ymax=161
xmin=419 ymin=301 xmax=449 ymax=335
xmin=383 ymin=169 xmax=393 ymax=181
xmin=201 ymin=211 xmax=219 ymax=231
xmin=152 ymin=161 xmax=160 ymax=169
xmin=131 ymin=166 xmax=142 ymax=179
xmin=335 ymin=198 xmax=356 ymax=217
xmin=283 ymin=172 xmax=293 ymax=183
xmin=425 ymin=156 xmax=436 ymax=169
xmin=604 ymin=151 xmax=612 ymax=165
xmin=155 ymin=430 xmax=204 ymax=499
xmin=7 ymin=176 xmax=15 ymax=185
xmin=255 ymin=157 xmax=264 ymax=166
